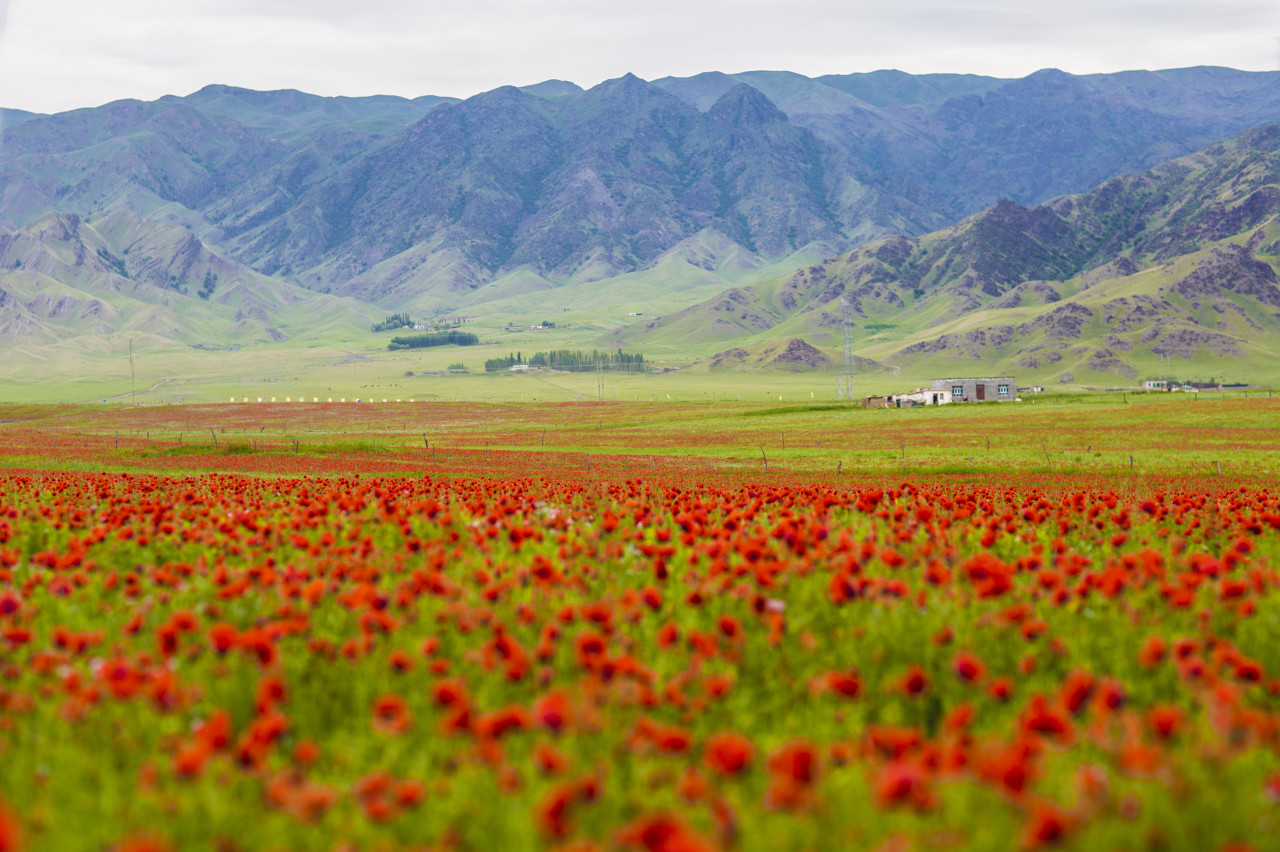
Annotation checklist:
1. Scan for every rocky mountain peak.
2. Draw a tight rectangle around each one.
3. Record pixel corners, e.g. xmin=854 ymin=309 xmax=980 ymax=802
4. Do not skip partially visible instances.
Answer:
xmin=707 ymin=84 xmax=788 ymax=127
xmin=578 ymin=73 xmax=683 ymax=116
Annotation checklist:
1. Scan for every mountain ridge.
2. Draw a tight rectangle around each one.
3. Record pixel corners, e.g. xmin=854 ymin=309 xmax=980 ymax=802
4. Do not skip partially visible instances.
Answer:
xmin=5 ymin=66 xmax=1280 ymax=309
xmin=623 ymin=123 xmax=1280 ymax=384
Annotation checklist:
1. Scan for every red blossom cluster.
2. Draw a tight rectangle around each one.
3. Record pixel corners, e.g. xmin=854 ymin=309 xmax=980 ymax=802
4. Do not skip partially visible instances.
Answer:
xmin=0 ymin=466 xmax=1275 ymax=850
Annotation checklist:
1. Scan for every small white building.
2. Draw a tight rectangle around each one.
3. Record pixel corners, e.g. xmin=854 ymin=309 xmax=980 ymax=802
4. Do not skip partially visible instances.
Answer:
xmin=893 ymin=388 xmax=952 ymax=407
xmin=861 ymin=388 xmax=952 ymax=409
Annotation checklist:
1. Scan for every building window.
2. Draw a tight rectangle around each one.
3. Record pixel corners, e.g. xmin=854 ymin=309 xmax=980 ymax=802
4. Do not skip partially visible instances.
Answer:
xmin=952 ymin=385 xmax=964 ymax=398
xmin=997 ymin=384 xmax=1010 ymax=397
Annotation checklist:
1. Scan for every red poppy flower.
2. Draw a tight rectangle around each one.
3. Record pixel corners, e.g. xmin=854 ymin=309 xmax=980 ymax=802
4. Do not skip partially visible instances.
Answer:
xmin=874 ymin=760 xmax=936 ymax=812
xmin=293 ymin=740 xmax=321 ymax=767
xmin=1149 ymin=704 xmax=1183 ymax=740
xmin=387 ymin=649 xmax=415 ymax=673
xmin=705 ymin=673 xmax=734 ymax=699
xmin=1020 ymin=694 xmax=1073 ymax=744
xmin=371 ymin=693 xmax=412 ymax=735
xmin=703 ymin=732 xmax=755 ymax=776
xmin=677 ymin=766 xmax=708 ymax=803
xmin=951 ymin=651 xmax=986 ymax=684
xmin=0 ymin=798 xmax=20 ymax=852
xmin=1022 ymin=801 xmax=1072 ymax=848
xmin=616 ymin=812 xmax=716 ymax=852
xmin=534 ymin=742 xmax=571 ymax=775
xmin=1138 ymin=635 xmax=1167 ymax=667
xmin=171 ymin=741 xmax=211 ymax=779
xmin=825 ymin=670 xmax=863 ymax=699
xmin=532 ymin=689 xmax=573 ymax=733
xmin=716 ymin=614 xmax=742 ymax=641
xmin=474 ymin=705 xmax=531 ymax=740
xmin=900 ymin=666 xmax=930 ymax=698
xmin=764 ymin=739 xmax=821 ymax=810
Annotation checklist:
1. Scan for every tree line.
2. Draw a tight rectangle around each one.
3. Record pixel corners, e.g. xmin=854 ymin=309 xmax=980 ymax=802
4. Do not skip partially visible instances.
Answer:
xmin=387 ymin=331 xmax=479 ymax=350
xmin=372 ymin=313 xmax=413 ymax=333
xmin=485 ymin=349 xmax=646 ymax=372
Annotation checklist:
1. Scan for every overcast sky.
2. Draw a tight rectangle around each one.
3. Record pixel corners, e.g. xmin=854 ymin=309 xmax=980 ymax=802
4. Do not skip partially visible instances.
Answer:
xmin=2 ymin=0 xmax=1278 ymax=114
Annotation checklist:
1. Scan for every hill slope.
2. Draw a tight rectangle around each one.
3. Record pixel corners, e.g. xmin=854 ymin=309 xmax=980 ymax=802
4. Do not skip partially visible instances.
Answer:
xmin=0 ymin=211 xmax=378 ymax=349
xmin=626 ymin=125 xmax=1280 ymax=385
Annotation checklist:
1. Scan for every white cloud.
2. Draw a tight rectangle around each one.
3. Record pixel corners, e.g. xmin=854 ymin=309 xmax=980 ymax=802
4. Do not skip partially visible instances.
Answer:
xmin=1 ymin=0 xmax=1277 ymax=113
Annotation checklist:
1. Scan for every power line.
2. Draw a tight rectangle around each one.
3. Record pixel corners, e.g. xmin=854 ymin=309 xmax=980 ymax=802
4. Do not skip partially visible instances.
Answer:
xmin=836 ymin=294 xmax=855 ymax=400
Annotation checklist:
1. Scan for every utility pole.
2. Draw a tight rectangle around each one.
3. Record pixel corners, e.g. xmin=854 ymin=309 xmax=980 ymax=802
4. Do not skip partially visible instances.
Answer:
xmin=836 ymin=294 xmax=855 ymax=400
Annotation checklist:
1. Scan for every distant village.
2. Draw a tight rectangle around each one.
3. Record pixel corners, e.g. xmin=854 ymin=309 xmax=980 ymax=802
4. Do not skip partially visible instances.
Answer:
xmin=862 ymin=376 xmax=1224 ymax=408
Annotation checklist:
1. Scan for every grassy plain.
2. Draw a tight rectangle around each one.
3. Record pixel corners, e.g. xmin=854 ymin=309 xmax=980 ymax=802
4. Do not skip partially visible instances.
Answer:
xmin=3 ymin=316 xmax=1269 ymax=408
xmin=2 ymin=392 xmax=1277 ymax=482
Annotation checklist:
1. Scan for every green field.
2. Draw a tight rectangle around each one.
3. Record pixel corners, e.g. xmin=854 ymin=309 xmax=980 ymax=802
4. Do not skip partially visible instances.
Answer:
xmin=5 ymin=310 xmax=1271 ymax=407
xmin=3 ymin=392 xmax=1277 ymax=483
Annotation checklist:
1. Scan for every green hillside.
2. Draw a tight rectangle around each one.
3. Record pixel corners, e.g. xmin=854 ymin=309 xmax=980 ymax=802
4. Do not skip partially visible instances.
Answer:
xmin=623 ymin=125 xmax=1280 ymax=388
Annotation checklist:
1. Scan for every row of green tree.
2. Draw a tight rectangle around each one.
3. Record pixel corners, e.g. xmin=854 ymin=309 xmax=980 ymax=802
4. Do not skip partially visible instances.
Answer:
xmin=387 ymin=331 xmax=479 ymax=350
xmin=484 ymin=349 xmax=646 ymax=372
xmin=372 ymin=313 xmax=414 ymax=333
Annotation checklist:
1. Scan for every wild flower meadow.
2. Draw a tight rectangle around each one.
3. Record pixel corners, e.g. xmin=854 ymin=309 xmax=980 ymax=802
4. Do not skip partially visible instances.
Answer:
xmin=0 ymin=401 xmax=1276 ymax=851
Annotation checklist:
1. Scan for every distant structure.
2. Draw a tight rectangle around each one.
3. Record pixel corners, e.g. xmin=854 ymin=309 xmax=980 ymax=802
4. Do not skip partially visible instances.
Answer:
xmin=861 ymin=388 xmax=952 ymax=409
xmin=931 ymin=377 xmax=1016 ymax=403
xmin=836 ymin=294 xmax=855 ymax=400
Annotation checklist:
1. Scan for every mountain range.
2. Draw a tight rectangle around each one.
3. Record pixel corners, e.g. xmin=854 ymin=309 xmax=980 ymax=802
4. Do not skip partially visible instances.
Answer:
xmin=4 ymin=66 xmax=1280 ymax=385
xmin=628 ymin=125 xmax=1280 ymax=385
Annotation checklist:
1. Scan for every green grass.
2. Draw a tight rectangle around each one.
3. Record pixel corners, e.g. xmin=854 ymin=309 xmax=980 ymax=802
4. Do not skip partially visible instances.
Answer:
xmin=4 ymin=391 xmax=1278 ymax=482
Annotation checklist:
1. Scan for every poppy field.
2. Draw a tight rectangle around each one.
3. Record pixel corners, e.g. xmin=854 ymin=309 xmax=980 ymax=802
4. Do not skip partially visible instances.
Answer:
xmin=0 ymin=399 xmax=1278 ymax=851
